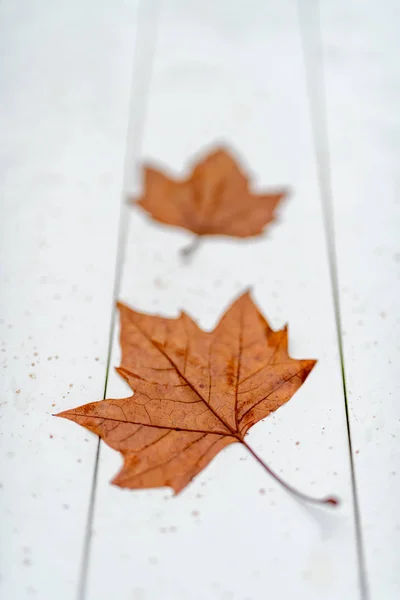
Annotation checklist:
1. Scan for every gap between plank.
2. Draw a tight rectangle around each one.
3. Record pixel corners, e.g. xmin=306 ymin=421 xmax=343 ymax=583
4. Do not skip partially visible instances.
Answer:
xmin=297 ymin=2 xmax=369 ymax=599
xmin=77 ymin=2 xmax=161 ymax=599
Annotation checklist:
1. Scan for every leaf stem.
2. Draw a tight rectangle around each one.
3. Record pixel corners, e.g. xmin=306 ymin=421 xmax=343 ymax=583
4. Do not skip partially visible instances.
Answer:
xmin=242 ymin=440 xmax=339 ymax=507
xmin=180 ymin=236 xmax=201 ymax=259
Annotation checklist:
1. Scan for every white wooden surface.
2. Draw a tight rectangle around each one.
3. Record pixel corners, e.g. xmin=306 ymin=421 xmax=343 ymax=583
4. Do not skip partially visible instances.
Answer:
xmin=319 ymin=2 xmax=400 ymax=598
xmin=0 ymin=1 xmax=139 ymax=598
xmin=86 ymin=2 xmax=358 ymax=599
xmin=1 ymin=0 xmax=398 ymax=599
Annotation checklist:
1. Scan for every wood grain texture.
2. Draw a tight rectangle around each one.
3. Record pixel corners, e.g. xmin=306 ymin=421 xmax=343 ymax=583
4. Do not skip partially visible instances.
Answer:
xmin=0 ymin=1 xmax=139 ymax=598
xmin=319 ymin=2 xmax=400 ymax=597
xmin=85 ymin=1 xmax=359 ymax=599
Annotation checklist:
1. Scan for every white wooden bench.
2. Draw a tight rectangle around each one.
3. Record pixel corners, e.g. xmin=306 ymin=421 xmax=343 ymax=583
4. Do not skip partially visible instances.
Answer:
xmin=1 ymin=1 xmax=398 ymax=598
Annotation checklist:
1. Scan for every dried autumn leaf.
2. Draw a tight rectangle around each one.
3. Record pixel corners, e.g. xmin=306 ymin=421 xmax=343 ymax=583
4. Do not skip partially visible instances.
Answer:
xmin=56 ymin=292 xmax=338 ymax=506
xmin=134 ymin=148 xmax=287 ymax=255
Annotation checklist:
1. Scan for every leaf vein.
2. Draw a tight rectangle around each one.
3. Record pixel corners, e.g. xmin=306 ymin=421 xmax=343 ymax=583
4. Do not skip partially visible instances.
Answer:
xmin=239 ymin=368 xmax=308 ymax=423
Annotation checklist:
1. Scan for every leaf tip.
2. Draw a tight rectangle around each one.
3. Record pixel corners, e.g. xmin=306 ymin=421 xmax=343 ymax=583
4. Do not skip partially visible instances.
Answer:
xmin=53 ymin=409 xmax=77 ymax=422
xmin=115 ymin=366 xmax=129 ymax=381
xmin=306 ymin=358 xmax=318 ymax=373
xmin=237 ymin=286 xmax=254 ymax=303
xmin=279 ymin=186 xmax=291 ymax=199
xmin=53 ymin=409 xmax=67 ymax=419
xmin=170 ymin=482 xmax=184 ymax=495
xmin=116 ymin=300 xmax=129 ymax=311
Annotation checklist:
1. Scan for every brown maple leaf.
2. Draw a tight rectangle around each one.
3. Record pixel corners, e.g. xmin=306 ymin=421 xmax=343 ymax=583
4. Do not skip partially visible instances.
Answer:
xmin=134 ymin=148 xmax=287 ymax=256
xmin=56 ymin=292 xmax=338 ymax=506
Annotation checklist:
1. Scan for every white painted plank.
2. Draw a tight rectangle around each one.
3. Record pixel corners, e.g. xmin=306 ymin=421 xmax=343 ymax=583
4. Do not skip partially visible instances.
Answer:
xmin=319 ymin=2 xmax=400 ymax=598
xmin=85 ymin=2 xmax=360 ymax=599
xmin=0 ymin=1 xmax=138 ymax=598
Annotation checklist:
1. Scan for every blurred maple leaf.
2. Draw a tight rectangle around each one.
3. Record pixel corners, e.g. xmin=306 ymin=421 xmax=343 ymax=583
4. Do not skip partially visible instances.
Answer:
xmin=134 ymin=148 xmax=287 ymax=255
